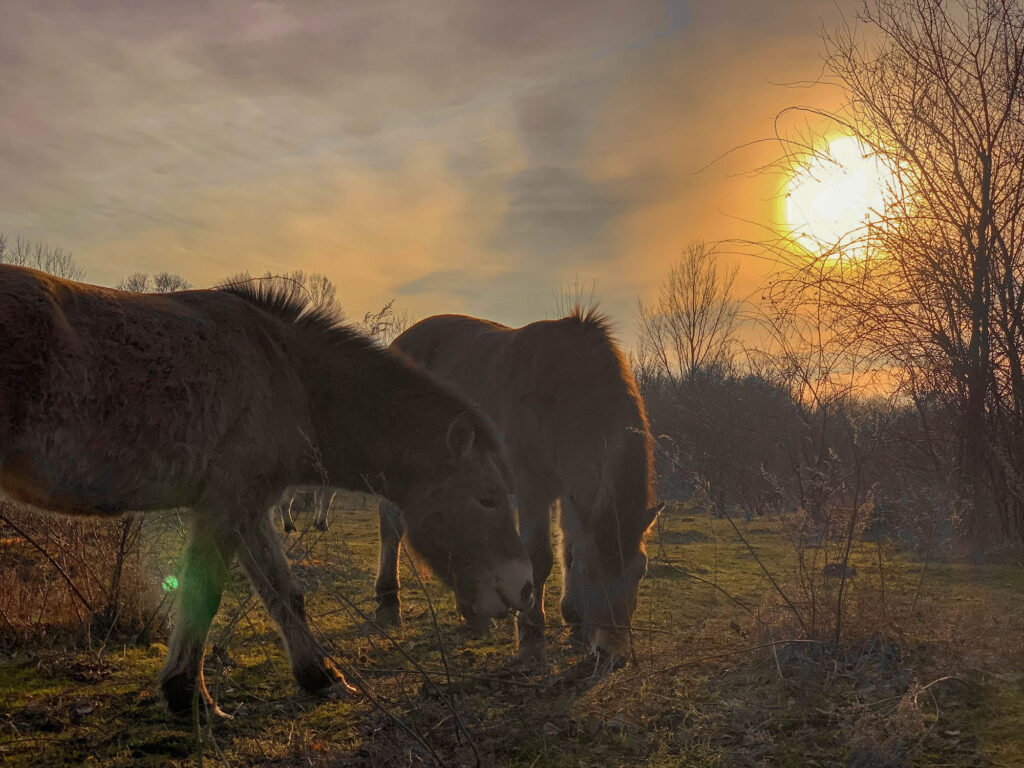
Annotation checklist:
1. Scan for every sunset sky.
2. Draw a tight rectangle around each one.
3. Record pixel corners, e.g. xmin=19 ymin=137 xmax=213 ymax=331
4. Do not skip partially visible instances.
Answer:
xmin=1 ymin=0 xmax=855 ymax=337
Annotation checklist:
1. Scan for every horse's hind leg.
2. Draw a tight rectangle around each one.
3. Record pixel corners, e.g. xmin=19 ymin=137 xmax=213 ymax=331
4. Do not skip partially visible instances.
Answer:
xmin=374 ymin=499 xmax=405 ymax=626
xmin=236 ymin=512 xmax=357 ymax=698
xmin=159 ymin=518 xmax=238 ymax=717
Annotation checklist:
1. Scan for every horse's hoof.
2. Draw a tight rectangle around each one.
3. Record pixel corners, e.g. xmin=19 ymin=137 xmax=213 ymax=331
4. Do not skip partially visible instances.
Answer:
xmin=585 ymin=650 xmax=626 ymax=678
xmin=374 ymin=604 xmax=402 ymax=627
xmin=314 ymin=521 xmax=329 ymax=532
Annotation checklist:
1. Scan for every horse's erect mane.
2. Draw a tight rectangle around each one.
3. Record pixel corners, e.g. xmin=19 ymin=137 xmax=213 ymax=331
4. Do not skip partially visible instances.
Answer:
xmin=218 ymin=277 xmax=380 ymax=354
xmin=560 ymin=304 xmax=633 ymax=390
xmin=566 ymin=303 xmax=615 ymax=339
xmin=217 ymin=276 xmax=507 ymax=460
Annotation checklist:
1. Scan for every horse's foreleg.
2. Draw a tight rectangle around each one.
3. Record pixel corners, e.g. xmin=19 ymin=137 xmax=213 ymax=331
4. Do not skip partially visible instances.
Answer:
xmin=236 ymin=514 xmax=356 ymax=698
xmin=373 ymin=499 xmax=404 ymax=626
xmin=159 ymin=520 xmax=237 ymax=717
xmin=516 ymin=492 xmax=554 ymax=663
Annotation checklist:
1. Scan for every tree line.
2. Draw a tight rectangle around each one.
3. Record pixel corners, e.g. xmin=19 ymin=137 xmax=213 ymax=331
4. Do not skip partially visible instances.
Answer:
xmin=638 ymin=0 xmax=1024 ymax=552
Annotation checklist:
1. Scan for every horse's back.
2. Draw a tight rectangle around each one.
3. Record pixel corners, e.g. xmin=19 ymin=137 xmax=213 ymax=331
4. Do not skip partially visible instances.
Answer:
xmin=396 ymin=311 xmax=638 ymax=409
xmin=0 ymin=266 xmax=309 ymax=514
xmin=392 ymin=314 xmax=510 ymax=368
xmin=392 ymin=312 xmax=648 ymax=478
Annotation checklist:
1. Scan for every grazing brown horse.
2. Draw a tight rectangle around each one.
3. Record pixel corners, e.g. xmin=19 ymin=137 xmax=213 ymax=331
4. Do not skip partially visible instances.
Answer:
xmin=375 ymin=310 xmax=662 ymax=660
xmin=0 ymin=266 xmax=533 ymax=715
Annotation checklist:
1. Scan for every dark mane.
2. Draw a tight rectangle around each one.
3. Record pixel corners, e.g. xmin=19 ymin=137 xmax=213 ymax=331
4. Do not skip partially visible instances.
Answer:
xmin=217 ymin=276 xmax=507 ymax=461
xmin=561 ymin=304 xmax=636 ymax=399
xmin=218 ymin=277 xmax=380 ymax=354
xmin=566 ymin=303 xmax=616 ymax=339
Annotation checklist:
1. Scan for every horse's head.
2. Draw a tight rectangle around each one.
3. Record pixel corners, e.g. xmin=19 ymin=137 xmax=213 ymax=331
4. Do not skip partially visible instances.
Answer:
xmin=398 ymin=413 xmax=534 ymax=623
xmin=560 ymin=500 xmax=663 ymax=660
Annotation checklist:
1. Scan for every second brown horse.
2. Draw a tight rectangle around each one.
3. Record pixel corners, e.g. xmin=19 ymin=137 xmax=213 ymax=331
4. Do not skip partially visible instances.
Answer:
xmin=375 ymin=309 xmax=662 ymax=661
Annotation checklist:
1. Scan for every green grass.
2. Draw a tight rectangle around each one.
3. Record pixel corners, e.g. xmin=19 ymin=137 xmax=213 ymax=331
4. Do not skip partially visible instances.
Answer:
xmin=2 ymin=504 xmax=1023 ymax=766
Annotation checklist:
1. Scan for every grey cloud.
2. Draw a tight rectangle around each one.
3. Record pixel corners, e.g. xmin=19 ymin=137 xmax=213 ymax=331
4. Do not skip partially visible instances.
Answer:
xmin=515 ymin=84 xmax=599 ymax=165
xmin=396 ymin=270 xmax=468 ymax=298
xmin=493 ymin=166 xmax=626 ymax=264
xmin=0 ymin=0 xmax=854 ymax=337
xmin=0 ymin=0 xmax=688 ymax=254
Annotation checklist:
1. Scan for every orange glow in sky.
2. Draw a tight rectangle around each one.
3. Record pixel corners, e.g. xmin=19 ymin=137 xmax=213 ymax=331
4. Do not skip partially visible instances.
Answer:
xmin=786 ymin=135 xmax=897 ymax=257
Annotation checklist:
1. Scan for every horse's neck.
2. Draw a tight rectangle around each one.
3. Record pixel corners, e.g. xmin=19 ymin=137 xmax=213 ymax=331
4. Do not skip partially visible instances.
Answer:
xmin=569 ymin=425 xmax=651 ymax=517
xmin=304 ymin=345 xmax=441 ymax=504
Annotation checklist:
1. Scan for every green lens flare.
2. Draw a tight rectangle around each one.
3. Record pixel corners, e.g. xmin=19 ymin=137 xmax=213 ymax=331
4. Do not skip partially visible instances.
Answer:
xmin=161 ymin=575 xmax=179 ymax=593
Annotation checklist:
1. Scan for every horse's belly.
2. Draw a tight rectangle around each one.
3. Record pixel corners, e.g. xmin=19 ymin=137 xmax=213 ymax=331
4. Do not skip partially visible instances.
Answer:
xmin=0 ymin=452 xmax=130 ymax=516
xmin=0 ymin=419 xmax=207 ymax=515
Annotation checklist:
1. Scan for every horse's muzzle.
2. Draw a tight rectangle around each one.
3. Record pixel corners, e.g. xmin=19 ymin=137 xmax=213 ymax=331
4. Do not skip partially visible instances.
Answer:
xmin=466 ymin=559 xmax=534 ymax=619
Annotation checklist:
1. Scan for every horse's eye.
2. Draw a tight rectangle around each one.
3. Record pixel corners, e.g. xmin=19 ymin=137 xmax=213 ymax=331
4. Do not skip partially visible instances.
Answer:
xmin=477 ymin=496 xmax=499 ymax=510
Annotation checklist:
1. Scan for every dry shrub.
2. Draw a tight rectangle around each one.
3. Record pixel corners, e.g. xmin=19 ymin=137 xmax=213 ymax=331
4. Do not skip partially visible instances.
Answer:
xmin=844 ymin=683 xmax=928 ymax=768
xmin=0 ymin=500 xmax=171 ymax=646
xmin=745 ymin=495 xmax=905 ymax=649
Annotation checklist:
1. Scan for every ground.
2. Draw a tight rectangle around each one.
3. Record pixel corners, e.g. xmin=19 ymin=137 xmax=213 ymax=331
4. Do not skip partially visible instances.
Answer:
xmin=1 ymin=503 xmax=1023 ymax=767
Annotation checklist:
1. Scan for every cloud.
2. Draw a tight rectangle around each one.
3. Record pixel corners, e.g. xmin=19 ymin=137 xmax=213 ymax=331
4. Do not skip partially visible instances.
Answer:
xmin=493 ymin=166 xmax=627 ymax=263
xmin=0 ymin=0 xmax=857 ymax=345
xmin=0 ymin=0 xmax=686 ymax=244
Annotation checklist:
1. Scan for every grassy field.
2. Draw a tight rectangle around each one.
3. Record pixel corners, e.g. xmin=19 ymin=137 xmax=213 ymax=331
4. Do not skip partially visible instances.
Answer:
xmin=1 ymin=501 xmax=1022 ymax=767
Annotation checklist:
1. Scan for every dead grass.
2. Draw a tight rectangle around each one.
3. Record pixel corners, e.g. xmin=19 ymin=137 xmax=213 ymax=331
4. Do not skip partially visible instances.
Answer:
xmin=1 ymin=503 xmax=1022 ymax=766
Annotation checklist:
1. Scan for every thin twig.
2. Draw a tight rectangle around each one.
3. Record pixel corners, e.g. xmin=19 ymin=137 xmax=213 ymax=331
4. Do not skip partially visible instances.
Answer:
xmin=406 ymin=559 xmax=482 ymax=767
xmin=0 ymin=510 xmax=95 ymax=615
xmin=652 ymin=558 xmax=754 ymax=613
xmin=715 ymin=503 xmax=811 ymax=636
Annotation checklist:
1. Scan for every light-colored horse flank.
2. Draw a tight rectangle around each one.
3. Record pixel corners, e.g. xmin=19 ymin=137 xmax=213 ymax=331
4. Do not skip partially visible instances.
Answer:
xmin=375 ymin=310 xmax=662 ymax=661
xmin=0 ymin=266 xmax=533 ymax=715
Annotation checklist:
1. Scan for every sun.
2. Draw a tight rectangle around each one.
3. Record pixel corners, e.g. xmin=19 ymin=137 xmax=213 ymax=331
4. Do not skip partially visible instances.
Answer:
xmin=785 ymin=135 xmax=896 ymax=256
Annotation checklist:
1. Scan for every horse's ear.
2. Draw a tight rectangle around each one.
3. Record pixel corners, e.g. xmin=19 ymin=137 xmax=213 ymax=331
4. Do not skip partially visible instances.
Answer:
xmin=446 ymin=413 xmax=476 ymax=460
xmin=641 ymin=502 xmax=666 ymax=534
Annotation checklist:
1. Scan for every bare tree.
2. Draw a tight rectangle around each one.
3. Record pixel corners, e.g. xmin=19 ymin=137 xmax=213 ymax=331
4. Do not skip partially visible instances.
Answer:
xmin=220 ymin=270 xmax=344 ymax=319
xmin=635 ymin=241 xmax=741 ymax=381
xmin=116 ymin=272 xmax=192 ymax=293
xmin=0 ymin=233 xmax=84 ymax=280
xmin=116 ymin=272 xmax=151 ymax=292
xmin=768 ymin=0 xmax=1024 ymax=543
xmin=152 ymin=272 xmax=191 ymax=293
xmin=280 ymin=269 xmax=339 ymax=312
